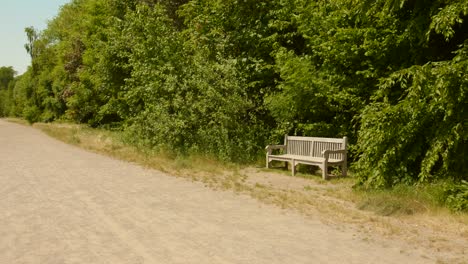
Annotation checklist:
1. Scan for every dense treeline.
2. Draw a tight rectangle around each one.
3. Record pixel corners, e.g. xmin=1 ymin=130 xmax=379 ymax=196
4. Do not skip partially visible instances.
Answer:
xmin=1 ymin=0 xmax=466 ymax=192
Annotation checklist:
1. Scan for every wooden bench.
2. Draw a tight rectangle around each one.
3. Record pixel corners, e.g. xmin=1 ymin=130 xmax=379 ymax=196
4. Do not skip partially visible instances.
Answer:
xmin=266 ymin=136 xmax=348 ymax=180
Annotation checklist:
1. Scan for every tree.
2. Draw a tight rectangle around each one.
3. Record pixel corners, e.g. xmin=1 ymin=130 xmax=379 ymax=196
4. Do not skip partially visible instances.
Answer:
xmin=0 ymin=66 xmax=16 ymax=117
xmin=0 ymin=66 xmax=15 ymax=90
xmin=354 ymin=0 xmax=468 ymax=187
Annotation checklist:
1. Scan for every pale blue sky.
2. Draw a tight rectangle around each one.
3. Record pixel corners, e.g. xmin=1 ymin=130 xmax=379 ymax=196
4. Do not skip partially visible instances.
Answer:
xmin=0 ymin=0 xmax=70 ymax=75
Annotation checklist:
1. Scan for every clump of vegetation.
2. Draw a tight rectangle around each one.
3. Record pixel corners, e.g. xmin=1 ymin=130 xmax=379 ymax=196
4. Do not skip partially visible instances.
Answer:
xmin=444 ymin=181 xmax=468 ymax=212
xmin=355 ymin=183 xmax=450 ymax=216
xmin=0 ymin=66 xmax=16 ymax=117
xmin=23 ymin=106 xmax=41 ymax=124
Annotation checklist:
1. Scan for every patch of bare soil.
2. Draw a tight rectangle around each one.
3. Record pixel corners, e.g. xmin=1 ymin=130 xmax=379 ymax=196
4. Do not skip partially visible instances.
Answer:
xmin=242 ymin=167 xmax=468 ymax=264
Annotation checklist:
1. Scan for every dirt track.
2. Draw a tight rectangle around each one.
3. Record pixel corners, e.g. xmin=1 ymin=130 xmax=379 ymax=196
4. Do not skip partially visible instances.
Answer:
xmin=0 ymin=120 xmax=448 ymax=263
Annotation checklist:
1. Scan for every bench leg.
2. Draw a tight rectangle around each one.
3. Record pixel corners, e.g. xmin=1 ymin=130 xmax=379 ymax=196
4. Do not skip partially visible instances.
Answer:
xmin=321 ymin=162 xmax=328 ymax=180
xmin=291 ymin=160 xmax=296 ymax=176
xmin=342 ymin=162 xmax=347 ymax=177
xmin=266 ymin=155 xmax=270 ymax=168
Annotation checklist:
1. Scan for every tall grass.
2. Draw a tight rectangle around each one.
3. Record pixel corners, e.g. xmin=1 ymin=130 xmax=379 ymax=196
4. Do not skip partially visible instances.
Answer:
xmin=354 ymin=183 xmax=450 ymax=216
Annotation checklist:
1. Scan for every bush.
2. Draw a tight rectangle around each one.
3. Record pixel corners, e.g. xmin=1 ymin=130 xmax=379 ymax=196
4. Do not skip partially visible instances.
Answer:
xmin=0 ymin=90 xmax=7 ymax=117
xmin=23 ymin=106 xmax=41 ymax=124
xmin=356 ymin=58 xmax=468 ymax=188
xmin=444 ymin=180 xmax=468 ymax=212
xmin=125 ymin=53 xmax=265 ymax=162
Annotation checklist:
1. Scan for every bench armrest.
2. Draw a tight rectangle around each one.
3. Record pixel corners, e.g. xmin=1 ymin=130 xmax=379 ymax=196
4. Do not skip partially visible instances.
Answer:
xmin=265 ymin=145 xmax=286 ymax=155
xmin=322 ymin=149 xmax=347 ymax=160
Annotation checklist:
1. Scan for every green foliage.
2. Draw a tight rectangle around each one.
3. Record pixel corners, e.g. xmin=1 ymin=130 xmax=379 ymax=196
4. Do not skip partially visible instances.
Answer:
xmin=0 ymin=66 xmax=15 ymax=90
xmin=356 ymin=58 xmax=467 ymax=187
xmin=120 ymin=4 xmax=264 ymax=161
xmin=355 ymin=0 xmax=468 ymax=187
xmin=444 ymin=180 xmax=468 ymax=212
xmin=180 ymin=0 xmax=281 ymax=127
xmin=0 ymin=66 xmax=16 ymax=117
xmin=10 ymin=71 xmax=33 ymax=117
xmin=23 ymin=105 xmax=41 ymax=124
xmin=265 ymin=0 xmax=399 ymax=146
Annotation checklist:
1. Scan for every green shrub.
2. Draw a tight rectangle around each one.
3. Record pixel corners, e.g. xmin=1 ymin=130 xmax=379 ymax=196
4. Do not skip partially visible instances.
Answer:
xmin=444 ymin=181 xmax=468 ymax=212
xmin=23 ymin=106 xmax=41 ymax=124
xmin=356 ymin=58 xmax=468 ymax=187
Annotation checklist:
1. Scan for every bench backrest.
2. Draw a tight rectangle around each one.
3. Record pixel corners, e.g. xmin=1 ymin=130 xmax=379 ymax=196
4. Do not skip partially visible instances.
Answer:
xmin=285 ymin=136 xmax=347 ymax=160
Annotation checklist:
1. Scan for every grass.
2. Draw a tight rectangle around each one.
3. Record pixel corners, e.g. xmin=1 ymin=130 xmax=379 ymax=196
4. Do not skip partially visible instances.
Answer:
xmin=4 ymin=117 xmax=29 ymax=125
xmin=34 ymin=122 xmax=216 ymax=167
xmin=31 ymin=121 xmax=245 ymax=189
xmin=355 ymin=183 xmax=449 ymax=216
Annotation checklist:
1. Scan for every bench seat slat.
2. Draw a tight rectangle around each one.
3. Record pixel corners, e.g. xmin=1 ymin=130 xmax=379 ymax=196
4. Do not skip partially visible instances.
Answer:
xmin=268 ymin=154 xmax=343 ymax=164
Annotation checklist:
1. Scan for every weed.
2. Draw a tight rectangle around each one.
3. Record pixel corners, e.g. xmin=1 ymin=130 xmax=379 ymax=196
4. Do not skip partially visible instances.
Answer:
xmin=354 ymin=183 xmax=451 ymax=216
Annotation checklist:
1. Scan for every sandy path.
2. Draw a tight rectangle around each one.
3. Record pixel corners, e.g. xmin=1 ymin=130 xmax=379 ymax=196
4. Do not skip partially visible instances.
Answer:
xmin=0 ymin=120 xmax=435 ymax=263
